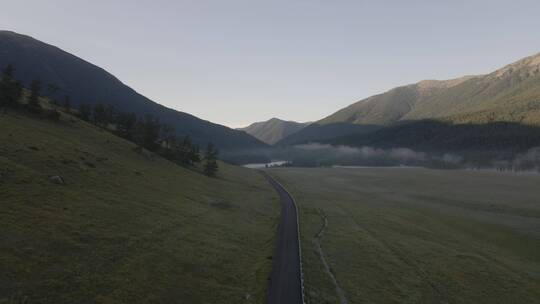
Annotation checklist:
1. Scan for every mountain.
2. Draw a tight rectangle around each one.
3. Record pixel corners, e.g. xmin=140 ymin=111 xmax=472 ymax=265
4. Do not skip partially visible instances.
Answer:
xmin=279 ymin=52 xmax=540 ymax=146
xmin=276 ymin=122 xmax=380 ymax=146
xmin=0 ymin=30 xmax=267 ymax=151
xmin=238 ymin=118 xmax=309 ymax=145
xmin=321 ymin=53 xmax=540 ymax=126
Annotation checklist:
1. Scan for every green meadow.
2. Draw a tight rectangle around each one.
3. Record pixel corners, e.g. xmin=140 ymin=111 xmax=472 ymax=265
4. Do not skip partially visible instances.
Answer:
xmin=270 ymin=167 xmax=540 ymax=304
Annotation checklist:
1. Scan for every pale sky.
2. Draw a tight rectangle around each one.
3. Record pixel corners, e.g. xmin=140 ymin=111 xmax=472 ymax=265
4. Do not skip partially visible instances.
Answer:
xmin=1 ymin=0 xmax=540 ymax=127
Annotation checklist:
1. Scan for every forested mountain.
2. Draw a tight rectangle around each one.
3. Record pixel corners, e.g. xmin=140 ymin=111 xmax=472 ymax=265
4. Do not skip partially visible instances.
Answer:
xmin=276 ymin=122 xmax=379 ymax=146
xmin=327 ymin=120 xmax=540 ymax=153
xmin=279 ymin=52 xmax=540 ymax=148
xmin=238 ymin=118 xmax=309 ymax=145
xmin=0 ymin=30 xmax=267 ymax=150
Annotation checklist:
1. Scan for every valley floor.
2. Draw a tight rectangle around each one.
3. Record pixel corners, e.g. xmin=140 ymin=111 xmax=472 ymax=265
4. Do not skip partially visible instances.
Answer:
xmin=269 ymin=167 xmax=540 ymax=304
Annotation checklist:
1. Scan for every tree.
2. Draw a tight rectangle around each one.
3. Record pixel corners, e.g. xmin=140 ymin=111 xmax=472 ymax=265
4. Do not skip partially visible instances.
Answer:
xmin=189 ymin=144 xmax=201 ymax=164
xmin=141 ymin=114 xmax=161 ymax=151
xmin=105 ymin=104 xmax=116 ymax=124
xmin=181 ymin=136 xmax=201 ymax=165
xmin=133 ymin=114 xmax=161 ymax=151
xmin=63 ymin=95 xmax=71 ymax=112
xmin=174 ymin=135 xmax=197 ymax=165
xmin=117 ymin=111 xmax=137 ymax=139
xmin=0 ymin=84 xmax=5 ymax=111
xmin=2 ymin=64 xmax=14 ymax=80
xmin=47 ymin=84 xmax=61 ymax=104
xmin=161 ymin=124 xmax=175 ymax=149
xmin=92 ymin=103 xmax=106 ymax=125
xmin=47 ymin=109 xmax=61 ymax=122
xmin=5 ymin=81 xmax=22 ymax=109
xmin=79 ymin=103 xmax=91 ymax=121
xmin=27 ymin=79 xmax=42 ymax=112
xmin=47 ymin=83 xmax=60 ymax=95
xmin=0 ymin=65 xmax=22 ymax=110
xmin=203 ymin=142 xmax=219 ymax=176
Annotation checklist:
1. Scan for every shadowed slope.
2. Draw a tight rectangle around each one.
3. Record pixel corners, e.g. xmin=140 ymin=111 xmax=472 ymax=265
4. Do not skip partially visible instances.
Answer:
xmin=0 ymin=30 xmax=267 ymax=150
xmin=276 ymin=123 xmax=379 ymax=146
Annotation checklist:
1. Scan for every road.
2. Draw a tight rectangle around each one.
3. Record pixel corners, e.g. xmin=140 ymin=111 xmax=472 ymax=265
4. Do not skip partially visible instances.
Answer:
xmin=262 ymin=171 xmax=304 ymax=304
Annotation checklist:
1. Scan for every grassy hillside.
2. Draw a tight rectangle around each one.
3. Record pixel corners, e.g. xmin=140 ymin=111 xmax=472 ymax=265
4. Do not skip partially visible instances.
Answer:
xmin=0 ymin=30 xmax=267 ymax=151
xmin=270 ymin=167 xmax=540 ymax=304
xmin=319 ymin=53 xmax=540 ymax=127
xmin=238 ymin=118 xmax=308 ymax=145
xmin=406 ymin=58 xmax=540 ymax=124
xmin=0 ymin=110 xmax=279 ymax=303
xmin=319 ymin=83 xmax=424 ymax=125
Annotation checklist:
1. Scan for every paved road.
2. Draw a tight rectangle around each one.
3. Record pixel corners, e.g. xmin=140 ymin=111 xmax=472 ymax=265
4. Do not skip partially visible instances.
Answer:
xmin=262 ymin=172 xmax=304 ymax=304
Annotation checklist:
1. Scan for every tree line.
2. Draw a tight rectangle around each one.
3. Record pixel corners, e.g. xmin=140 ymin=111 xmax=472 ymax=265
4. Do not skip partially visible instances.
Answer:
xmin=0 ymin=64 xmax=218 ymax=176
xmin=77 ymin=101 xmax=219 ymax=176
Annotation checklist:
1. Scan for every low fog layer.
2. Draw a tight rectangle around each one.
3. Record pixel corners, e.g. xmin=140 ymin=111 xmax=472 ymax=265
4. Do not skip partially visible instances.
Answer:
xmin=223 ymin=144 xmax=540 ymax=172
xmin=284 ymin=143 xmax=462 ymax=168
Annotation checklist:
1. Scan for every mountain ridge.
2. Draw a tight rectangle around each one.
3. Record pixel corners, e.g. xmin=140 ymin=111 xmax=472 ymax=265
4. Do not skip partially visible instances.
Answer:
xmin=279 ymin=52 xmax=540 ymax=146
xmin=319 ymin=52 xmax=540 ymax=126
xmin=0 ymin=30 xmax=267 ymax=151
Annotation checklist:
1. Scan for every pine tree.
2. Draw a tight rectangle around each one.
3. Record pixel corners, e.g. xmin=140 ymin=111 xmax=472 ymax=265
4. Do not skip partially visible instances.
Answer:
xmin=105 ymin=104 xmax=116 ymax=123
xmin=179 ymin=136 xmax=193 ymax=164
xmin=161 ymin=124 xmax=175 ymax=149
xmin=189 ymin=143 xmax=201 ymax=165
xmin=79 ymin=103 xmax=91 ymax=121
xmin=141 ymin=114 xmax=161 ymax=151
xmin=92 ymin=103 xmax=106 ymax=125
xmin=47 ymin=83 xmax=61 ymax=99
xmin=117 ymin=112 xmax=137 ymax=139
xmin=27 ymin=79 xmax=42 ymax=112
xmin=203 ymin=143 xmax=219 ymax=176
xmin=63 ymin=95 xmax=71 ymax=112
xmin=2 ymin=64 xmax=14 ymax=80
xmin=1 ymin=65 xmax=20 ymax=109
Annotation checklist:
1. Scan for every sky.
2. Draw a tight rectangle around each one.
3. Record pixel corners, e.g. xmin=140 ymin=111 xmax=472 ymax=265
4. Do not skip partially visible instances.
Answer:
xmin=1 ymin=0 xmax=540 ymax=128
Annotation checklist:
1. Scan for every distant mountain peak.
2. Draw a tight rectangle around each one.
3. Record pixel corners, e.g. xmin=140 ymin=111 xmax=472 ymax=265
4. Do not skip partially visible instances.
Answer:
xmin=238 ymin=118 xmax=309 ymax=145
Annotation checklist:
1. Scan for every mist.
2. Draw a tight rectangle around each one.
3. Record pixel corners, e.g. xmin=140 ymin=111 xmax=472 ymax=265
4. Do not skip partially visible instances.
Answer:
xmin=222 ymin=144 xmax=540 ymax=172
xmin=493 ymin=147 xmax=540 ymax=172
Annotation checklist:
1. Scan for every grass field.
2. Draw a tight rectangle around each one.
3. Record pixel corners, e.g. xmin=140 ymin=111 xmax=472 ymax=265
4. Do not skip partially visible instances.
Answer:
xmin=0 ymin=110 xmax=279 ymax=304
xmin=269 ymin=167 xmax=540 ymax=304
